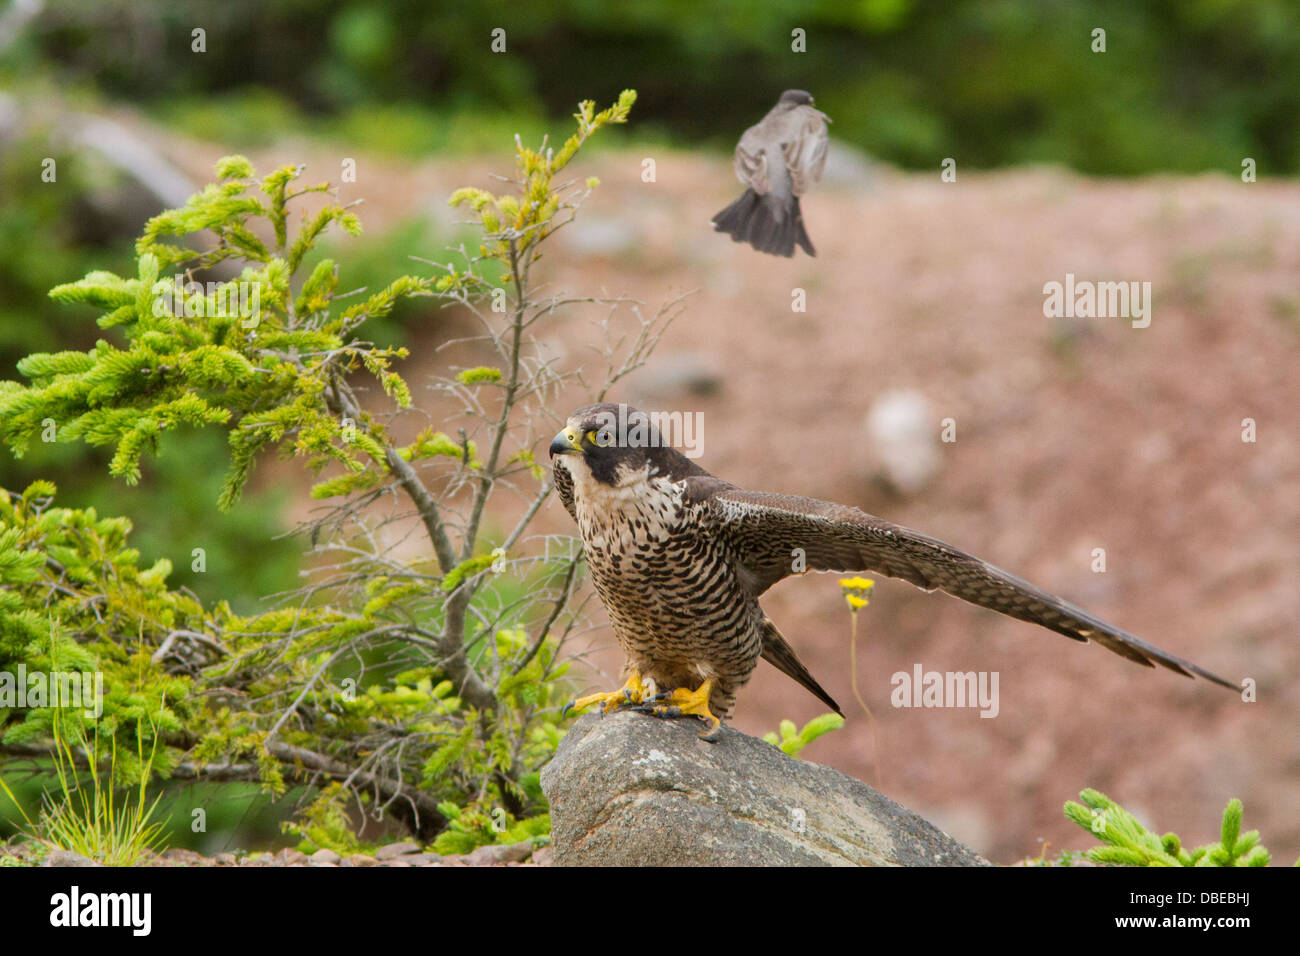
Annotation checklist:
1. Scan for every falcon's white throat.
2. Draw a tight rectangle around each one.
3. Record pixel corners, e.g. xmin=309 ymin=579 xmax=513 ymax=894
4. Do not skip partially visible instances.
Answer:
xmin=556 ymin=453 xmax=673 ymax=505
xmin=556 ymin=454 xmax=683 ymax=546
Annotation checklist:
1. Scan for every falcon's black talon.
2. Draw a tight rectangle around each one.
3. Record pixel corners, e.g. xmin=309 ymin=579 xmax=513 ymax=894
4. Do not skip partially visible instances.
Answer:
xmin=698 ymin=723 xmax=724 ymax=743
xmin=627 ymin=702 xmax=686 ymax=721
xmin=564 ymin=671 xmax=652 ymax=718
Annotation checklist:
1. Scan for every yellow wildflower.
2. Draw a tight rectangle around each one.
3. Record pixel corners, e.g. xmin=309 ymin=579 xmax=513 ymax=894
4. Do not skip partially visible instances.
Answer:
xmin=839 ymin=577 xmax=875 ymax=609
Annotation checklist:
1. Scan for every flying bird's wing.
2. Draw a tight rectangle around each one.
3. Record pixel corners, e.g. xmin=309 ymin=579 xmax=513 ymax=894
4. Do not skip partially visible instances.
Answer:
xmin=733 ymin=128 xmax=772 ymax=194
xmin=782 ymin=107 xmax=829 ymax=196
xmin=703 ymin=484 xmax=1236 ymax=689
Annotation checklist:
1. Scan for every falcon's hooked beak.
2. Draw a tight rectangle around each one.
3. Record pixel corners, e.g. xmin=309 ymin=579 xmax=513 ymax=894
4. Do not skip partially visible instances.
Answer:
xmin=549 ymin=427 xmax=582 ymax=458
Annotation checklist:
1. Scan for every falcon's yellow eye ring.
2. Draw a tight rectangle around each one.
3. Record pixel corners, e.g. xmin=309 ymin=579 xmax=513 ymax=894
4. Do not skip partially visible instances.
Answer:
xmin=587 ymin=428 xmax=614 ymax=448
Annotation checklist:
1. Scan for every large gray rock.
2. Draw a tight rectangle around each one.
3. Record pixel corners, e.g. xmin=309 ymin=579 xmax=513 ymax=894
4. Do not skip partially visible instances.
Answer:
xmin=541 ymin=711 xmax=987 ymax=866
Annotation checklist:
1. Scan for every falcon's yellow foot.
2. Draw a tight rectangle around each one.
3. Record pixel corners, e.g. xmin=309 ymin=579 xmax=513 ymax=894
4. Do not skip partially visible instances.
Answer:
xmin=562 ymin=669 xmax=650 ymax=718
xmin=633 ymin=679 xmax=723 ymax=742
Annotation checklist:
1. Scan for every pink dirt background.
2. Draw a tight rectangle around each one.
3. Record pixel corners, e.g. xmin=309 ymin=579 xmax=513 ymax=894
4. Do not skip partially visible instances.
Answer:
xmin=167 ymin=130 xmax=1297 ymax=864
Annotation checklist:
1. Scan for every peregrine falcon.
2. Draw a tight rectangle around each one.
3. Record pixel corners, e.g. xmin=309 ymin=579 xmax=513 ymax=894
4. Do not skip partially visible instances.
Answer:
xmin=712 ymin=89 xmax=829 ymax=257
xmin=550 ymin=403 xmax=1234 ymax=739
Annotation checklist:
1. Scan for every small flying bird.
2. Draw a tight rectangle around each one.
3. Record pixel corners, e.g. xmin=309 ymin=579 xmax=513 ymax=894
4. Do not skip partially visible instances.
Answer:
xmin=712 ymin=89 xmax=830 ymax=257
xmin=550 ymin=403 xmax=1235 ymax=740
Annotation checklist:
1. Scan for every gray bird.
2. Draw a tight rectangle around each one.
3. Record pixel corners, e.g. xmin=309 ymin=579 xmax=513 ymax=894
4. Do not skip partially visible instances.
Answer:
xmin=550 ymin=403 xmax=1235 ymax=739
xmin=712 ymin=90 xmax=830 ymax=257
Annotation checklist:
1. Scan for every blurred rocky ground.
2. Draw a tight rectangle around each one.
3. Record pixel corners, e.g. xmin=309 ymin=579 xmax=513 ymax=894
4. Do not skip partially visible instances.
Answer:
xmin=9 ymin=108 xmax=1297 ymax=864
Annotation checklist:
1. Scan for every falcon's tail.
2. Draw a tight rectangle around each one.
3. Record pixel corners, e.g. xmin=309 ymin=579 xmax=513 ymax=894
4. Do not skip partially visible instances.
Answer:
xmin=712 ymin=189 xmax=816 ymax=258
xmin=760 ymin=618 xmax=841 ymax=715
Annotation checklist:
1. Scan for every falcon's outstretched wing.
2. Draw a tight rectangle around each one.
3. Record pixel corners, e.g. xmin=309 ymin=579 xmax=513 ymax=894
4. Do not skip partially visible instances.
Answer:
xmin=701 ymin=483 xmax=1236 ymax=690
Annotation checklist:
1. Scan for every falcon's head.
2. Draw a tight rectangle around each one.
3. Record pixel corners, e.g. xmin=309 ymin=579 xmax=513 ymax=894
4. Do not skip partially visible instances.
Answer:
xmin=549 ymin=402 xmax=703 ymax=488
xmin=778 ymin=89 xmax=815 ymax=107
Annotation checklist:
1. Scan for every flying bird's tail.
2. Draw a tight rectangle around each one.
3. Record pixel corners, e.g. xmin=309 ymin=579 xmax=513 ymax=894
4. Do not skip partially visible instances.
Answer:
xmin=712 ymin=189 xmax=816 ymax=258
xmin=760 ymin=618 xmax=841 ymax=715
xmin=791 ymin=197 xmax=815 ymax=257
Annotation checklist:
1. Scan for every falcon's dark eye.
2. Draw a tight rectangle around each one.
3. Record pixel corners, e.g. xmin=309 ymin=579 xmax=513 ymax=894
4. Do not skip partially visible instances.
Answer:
xmin=588 ymin=428 xmax=614 ymax=448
